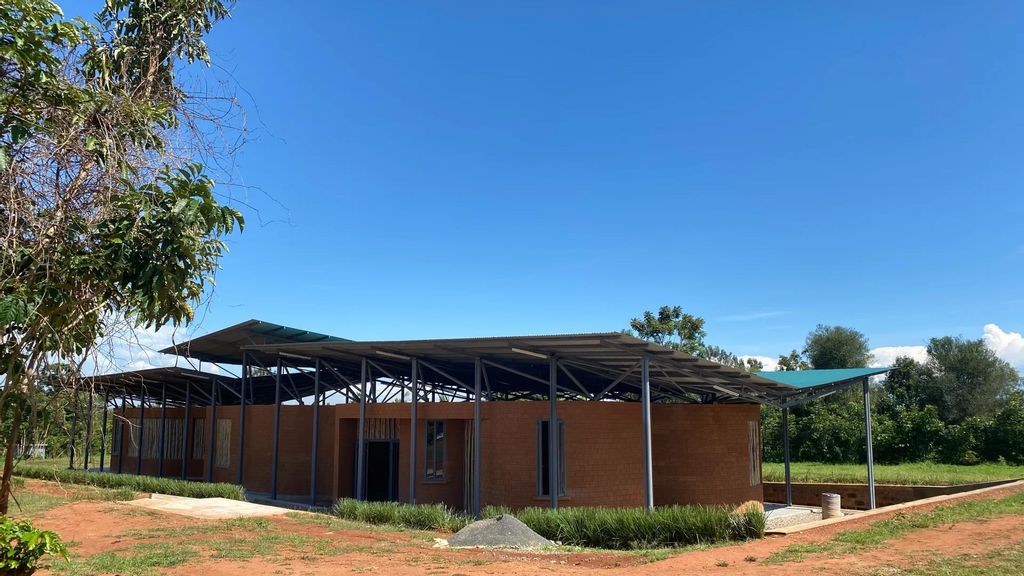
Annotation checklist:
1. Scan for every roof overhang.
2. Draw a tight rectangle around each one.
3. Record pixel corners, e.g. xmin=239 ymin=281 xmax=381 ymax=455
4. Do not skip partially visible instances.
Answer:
xmin=159 ymin=319 xmax=349 ymax=365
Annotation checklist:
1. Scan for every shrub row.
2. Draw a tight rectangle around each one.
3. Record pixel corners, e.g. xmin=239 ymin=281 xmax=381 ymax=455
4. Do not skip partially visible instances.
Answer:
xmin=13 ymin=465 xmax=246 ymax=500
xmin=333 ymin=498 xmax=470 ymax=532
xmin=332 ymin=499 xmax=764 ymax=550
xmin=482 ymin=505 xmax=764 ymax=549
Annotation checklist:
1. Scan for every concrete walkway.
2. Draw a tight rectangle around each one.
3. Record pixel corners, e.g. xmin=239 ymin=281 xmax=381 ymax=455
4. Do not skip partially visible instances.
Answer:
xmin=125 ymin=493 xmax=291 ymax=519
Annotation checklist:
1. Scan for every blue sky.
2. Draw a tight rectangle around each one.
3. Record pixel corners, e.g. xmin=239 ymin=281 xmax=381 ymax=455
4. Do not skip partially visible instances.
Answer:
xmin=66 ymin=2 xmax=1024 ymax=369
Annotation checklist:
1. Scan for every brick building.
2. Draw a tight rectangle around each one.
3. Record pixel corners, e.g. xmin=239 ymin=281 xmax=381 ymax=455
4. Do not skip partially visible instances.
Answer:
xmin=91 ymin=320 xmax=866 ymax=512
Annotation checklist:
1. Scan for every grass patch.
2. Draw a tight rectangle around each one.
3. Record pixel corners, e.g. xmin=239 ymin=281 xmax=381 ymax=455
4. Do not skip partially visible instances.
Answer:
xmin=333 ymin=498 xmax=471 ymax=531
xmin=763 ymin=461 xmax=1024 ymax=486
xmin=54 ymin=542 xmax=197 ymax=576
xmin=14 ymin=464 xmax=245 ymax=500
xmin=767 ymin=490 xmax=1024 ymax=563
xmin=8 ymin=484 xmax=136 ymax=517
xmin=866 ymin=542 xmax=1024 ymax=576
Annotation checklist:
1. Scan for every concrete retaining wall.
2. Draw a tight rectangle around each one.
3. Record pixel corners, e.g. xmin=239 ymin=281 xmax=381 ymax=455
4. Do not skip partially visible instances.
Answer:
xmin=764 ymin=479 xmax=1019 ymax=510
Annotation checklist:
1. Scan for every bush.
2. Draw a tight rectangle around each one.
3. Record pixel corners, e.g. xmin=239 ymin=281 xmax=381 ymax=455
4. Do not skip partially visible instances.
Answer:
xmin=332 ymin=499 xmax=471 ymax=532
xmin=482 ymin=505 xmax=764 ymax=549
xmin=13 ymin=465 xmax=245 ymax=500
xmin=0 ymin=517 xmax=68 ymax=576
xmin=936 ymin=416 xmax=992 ymax=465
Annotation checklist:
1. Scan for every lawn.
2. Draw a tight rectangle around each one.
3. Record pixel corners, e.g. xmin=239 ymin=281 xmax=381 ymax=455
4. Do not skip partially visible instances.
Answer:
xmin=762 ymin=461 xmax=1024 ymax=486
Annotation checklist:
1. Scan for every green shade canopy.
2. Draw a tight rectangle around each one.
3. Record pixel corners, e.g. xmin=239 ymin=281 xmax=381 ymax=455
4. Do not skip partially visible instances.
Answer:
xmin=755 ymin=367 xmax=891 ymax=389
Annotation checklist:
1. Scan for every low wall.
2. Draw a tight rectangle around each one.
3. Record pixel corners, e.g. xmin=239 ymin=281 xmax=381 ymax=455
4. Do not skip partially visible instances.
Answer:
xmin=764 ymin=479 xmax=1019 ymax=510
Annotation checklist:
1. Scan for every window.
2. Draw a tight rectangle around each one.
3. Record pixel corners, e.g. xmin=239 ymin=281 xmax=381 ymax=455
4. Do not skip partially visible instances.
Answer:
xmin=215 ymin=419 xmax=231 ymax=469
xmin=164 ymin=419 xmax=184 ymax=460
xmin=111 ymin=418 xmax=122 ymax=456
xmin=424 ymin=420 xmax=445 ymax=481
xmin=748 ymin=420 xmax=762 ymax=486
xmin=191 ymin=418 xmax=206 ymax=460
xmin=537 ymin=420 xmax=566 ymax=497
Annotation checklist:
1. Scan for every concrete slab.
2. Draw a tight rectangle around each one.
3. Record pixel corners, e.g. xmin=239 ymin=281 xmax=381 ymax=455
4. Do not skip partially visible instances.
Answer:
xmin=125 ymin=494 xmax=291 ymax=520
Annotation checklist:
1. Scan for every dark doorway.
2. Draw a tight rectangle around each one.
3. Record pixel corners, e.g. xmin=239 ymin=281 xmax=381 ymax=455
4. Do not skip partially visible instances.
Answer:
xmin=364 ymin=440 xmax=399 ymax=502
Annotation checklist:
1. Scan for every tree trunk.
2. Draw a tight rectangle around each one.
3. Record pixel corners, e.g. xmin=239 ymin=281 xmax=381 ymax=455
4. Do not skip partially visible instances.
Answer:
xmin=1 ymin=404 xmax=23 ymax=515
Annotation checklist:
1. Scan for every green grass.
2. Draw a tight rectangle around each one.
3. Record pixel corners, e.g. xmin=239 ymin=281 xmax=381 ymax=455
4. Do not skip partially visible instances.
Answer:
xmin=763 ymin=461 xmax=1024 ymax=486
xmin=333 ymin=498 xmax=472 ymax=532
xmin=53 ymin=542 xmax=198 ymax=576
xmin=767 ymin=490 xmax=1024 ymax=564
xmin=7 ymin=484 xmax=136 ymax=517
xmin=14 ymin=464 xmax=246 ymax=499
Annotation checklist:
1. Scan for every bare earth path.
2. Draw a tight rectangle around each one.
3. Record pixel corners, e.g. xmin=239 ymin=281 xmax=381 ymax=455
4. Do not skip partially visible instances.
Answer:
xmin=31 ymin=482 xmax=1024 ymax=575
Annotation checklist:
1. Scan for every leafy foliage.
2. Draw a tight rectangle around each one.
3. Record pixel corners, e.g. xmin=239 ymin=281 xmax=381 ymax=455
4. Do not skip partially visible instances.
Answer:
xmin=629 ymin=305 xmax=707 ymax=355
xmin=803 ymin=325 xmax=871 ymax=369
xmin=0 ymin=516 xmax=67 ymax=576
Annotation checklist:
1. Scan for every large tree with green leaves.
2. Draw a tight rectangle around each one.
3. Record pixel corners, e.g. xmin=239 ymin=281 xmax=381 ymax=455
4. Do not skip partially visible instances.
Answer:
xmin=0 ymin=0 xmax=243 ymax=514
xmin=926 ymin=336 xmax=1020 ymax=423
xmin=629 ymin=305 xmax=707 ymax=355
xmin=803 ymin=324 xmax=871 ymax=369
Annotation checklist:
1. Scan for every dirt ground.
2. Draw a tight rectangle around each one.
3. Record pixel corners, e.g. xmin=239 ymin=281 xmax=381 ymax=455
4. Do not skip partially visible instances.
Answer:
xmin=27 ymin=481 xmax=1024 ymax=575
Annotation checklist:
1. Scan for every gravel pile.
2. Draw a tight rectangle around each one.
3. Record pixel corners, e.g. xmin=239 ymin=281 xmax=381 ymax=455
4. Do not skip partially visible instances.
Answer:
xmin=447 ymin=515 xmax=553 ymax=550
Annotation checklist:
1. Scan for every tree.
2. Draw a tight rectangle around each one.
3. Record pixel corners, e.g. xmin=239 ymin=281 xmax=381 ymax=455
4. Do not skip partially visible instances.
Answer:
xmin=0 ymin=0 xmax=242 ymax=514
xmin=803 ymin=325 xmax=871 ymax=369
xmin=927 ymin=336 xmax=1020 ymax=423
xmin=879 ymin=356 xmax=941 ymax=414
xmin=777 ymin=350 xmax=810 ymax=371
xmin=703 ymin=345 xmax=764 ymax=372
xmin=629 ymin=306 xmax=707 ymax=355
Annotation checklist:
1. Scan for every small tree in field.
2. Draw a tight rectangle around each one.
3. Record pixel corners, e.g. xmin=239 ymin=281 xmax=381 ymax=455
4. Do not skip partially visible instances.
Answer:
xmin=0 ymin=0 xmax=243 ymax=514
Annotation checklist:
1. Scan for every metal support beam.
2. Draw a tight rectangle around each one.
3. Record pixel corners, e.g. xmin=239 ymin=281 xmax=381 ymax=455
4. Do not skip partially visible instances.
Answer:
xmin=782 ymin=407 xmax=792 ymax=506
xmin=355 ymin=358 xmax=368 ymax=500
xmin=641 ymin=357 xmax=654 ymax=511
xmin=310 ymin=358 xmax=321 ymax=507
xmin=272 ymin=358 xmax=282 ymax=499
xmin=136 ymin=392 xmax=145 ymax=475
xmin=548 ymin=357 xmax=558 ymax=510
xmin=182 ymin=383 xmax=191 ymax=480
xmin=207 ymin=378 xmax=218 ymax=483
xmin=118 ymin=395 xmax=126 ymax=474
xmin=473 ymin=358 xmax=482 ymax=517
xmin=99 ymin=389 xmax=109 ymax=472
xmin=863 ymin=378 xmax=876 ymax=509
xmin=69 ymin=391 xmax=78 ymax=469
xmin=84 ymin=391 xmax=94 ymax=470
xmin=238 ymin=351 xmax=248 ymax=485
xmin=158 ymin=383 xmax=167 ymax=477
xmin=408 ymin=358 xmax=418 ymax=504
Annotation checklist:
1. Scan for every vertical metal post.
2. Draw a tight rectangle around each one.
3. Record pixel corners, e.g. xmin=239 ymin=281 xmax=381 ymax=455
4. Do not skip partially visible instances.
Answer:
xmin=84 ymin=391 xmax=93 ymax=470
xmin=238 ymin=351 xmax=248 ymax=485
xmin=208 ymin=378 xmax=218 ymax=483
xmin=473 ymin=358 xmax=482 ymax=517
xmin=863 ymin=378 xmax=876 ymax=509
xmin=158 ymin=383 xmax=167 ymax=477
xmin=640 ymin=357 xmax=654 ymax=511
xmin=69 ymin=391 xmax=78 ymax=469
xmin=310 ymin=358 xmax=321 ymax=506
xmin=548 ymin=356 xmax=558 ymax=510
xmin=182 ymin=383 xmax=192 ymax=480
xmin=99 ymin=389 xmax=109 ymax=472
xmin=783 ymin=406 xmax=792 ymax=506
xmin=117 ymin=395 xmax=126 ymax=474
xmin=272 ymin=358 xmax=282 ymax=499
xmin=355 ymin=358 xmax=367 ymax=500
xmin=136 ymin=392 xmax=145 ymax=475
xmin=408 ymin=358 xmax=418 ymax=504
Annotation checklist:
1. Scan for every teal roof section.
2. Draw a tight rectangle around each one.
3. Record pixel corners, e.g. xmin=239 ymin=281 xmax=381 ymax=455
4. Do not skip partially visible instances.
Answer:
xmin=754 ymin=367 xmax=891 ymax=389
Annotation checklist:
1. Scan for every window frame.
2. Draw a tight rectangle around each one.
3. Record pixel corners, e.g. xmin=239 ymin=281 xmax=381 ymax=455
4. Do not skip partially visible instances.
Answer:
xmin=536 ymin=419 xmax=566 ymax=498
xmin=424 ymin=419 xmax=446 ymax=482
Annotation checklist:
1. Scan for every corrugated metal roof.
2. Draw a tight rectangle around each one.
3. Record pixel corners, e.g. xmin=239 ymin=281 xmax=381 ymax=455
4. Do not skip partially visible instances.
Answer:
xmin=755 ymin=367 xmax=891 ymax=389
xmin=159 ymin=319 xmax=348 ymax=364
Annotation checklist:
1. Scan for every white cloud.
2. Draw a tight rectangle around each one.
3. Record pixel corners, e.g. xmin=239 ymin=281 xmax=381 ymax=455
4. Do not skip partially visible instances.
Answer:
xmin=869 ymin=345 xmax=928 ymax=367
xmin=719 ymin=311 xmax=789 ymax=322
xmin=983 ymin=323 xmax=1024 ymax=370
xmin=740 ymin=355 xmax=779 ymax=372
xmin=85 ymin=323 xmax=191 ymax=375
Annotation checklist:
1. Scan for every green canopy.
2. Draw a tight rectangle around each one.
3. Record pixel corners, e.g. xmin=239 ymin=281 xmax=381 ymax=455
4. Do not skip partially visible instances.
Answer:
xmin=754 ymin=367 xmax=891 ymax=390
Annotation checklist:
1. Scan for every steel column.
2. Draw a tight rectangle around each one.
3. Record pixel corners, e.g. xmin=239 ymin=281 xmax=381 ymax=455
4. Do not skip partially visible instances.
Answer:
xmin=117 ymin=395 xmax=126 ymax=474
xmin=208 ymin=378 xmax=218 ymax=482
xmin=238 ymin=351 xmax=248 ymax=485
xmin=99 ymin=389 xmax=109 ymax=472
xmin=182 ymin=383 xmax=192 ymax=480
xmin=473 ymin=358 xmax=482 ymax=517
xmin=310 ymin=359 xmax=321 ymax=506
xmin=69 ymin=391 xmax=78 ymax=469
xmin=640 ymin=357 xmax=654 ymax=511
xmin=782 ymin=407 xmax=792 ymax=506
xmin=84 ymin=391 xmax=93 ymax=470
xmin=136 ymin=392 xmax=145 ymax=475
xmin=158 ymin=383 xmax=167 ymax=477
xmin=408 ymin=358 xmax=418 ymax=504
xmin=272 ymin=358 xmax=282 ymax=499
xmin=863 ymin=378 xmax=876 ymax=509
xmin=355 ymin=358 xmax=367 ymax=500
xmin=548 ymin=356 xmax=558 ymax=510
